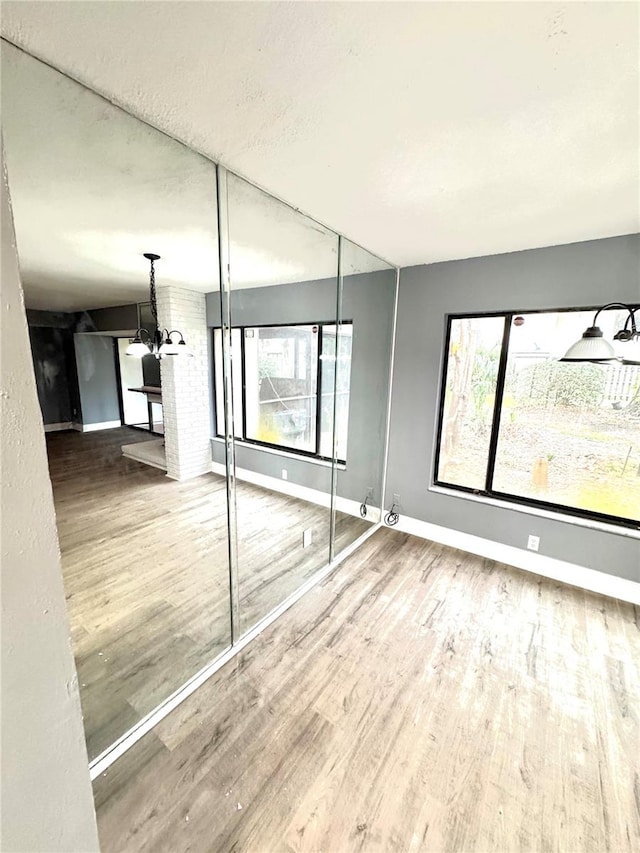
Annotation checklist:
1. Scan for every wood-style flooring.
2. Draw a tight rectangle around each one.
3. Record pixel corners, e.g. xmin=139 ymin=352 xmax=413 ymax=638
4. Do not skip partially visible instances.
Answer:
xmin=47 ymin=428 xmax=369 ymax=760
xmin=94 ymin=527 xmax=640 ymax=852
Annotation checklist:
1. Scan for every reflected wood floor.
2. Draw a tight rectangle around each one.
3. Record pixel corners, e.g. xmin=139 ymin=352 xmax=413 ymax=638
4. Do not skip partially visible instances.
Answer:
xmin=47 ymin=428 xmax=369 ymax=760
xmin=94 ymin=527 xmax=640 ymax=852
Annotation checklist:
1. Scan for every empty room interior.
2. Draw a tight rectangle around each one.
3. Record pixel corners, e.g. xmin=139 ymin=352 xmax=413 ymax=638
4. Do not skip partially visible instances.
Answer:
xmin=1 ymin=3 xmax=638 ymax=852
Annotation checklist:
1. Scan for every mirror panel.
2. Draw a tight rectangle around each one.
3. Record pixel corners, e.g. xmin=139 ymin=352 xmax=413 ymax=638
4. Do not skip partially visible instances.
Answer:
xmin=333 ymin=240 xmax=397 ymax=552
xmin=216 ymin=171 xmax=340 ymax=636
xmin=2 ymin=38 xmax=399 ymax=772
xmin=2 ymin=42 xmax=231 ymax=761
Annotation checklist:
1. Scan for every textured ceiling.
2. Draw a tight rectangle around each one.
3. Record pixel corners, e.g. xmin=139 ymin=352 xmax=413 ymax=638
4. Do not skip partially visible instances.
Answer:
xmin=2 ymin=43 xmax=387 ymax=311
xmin=1 ymin=1 xmax=639 ymax=270
xmin=2 ymin=36 xmax=389 ymax=311
xmin=1 ymin=41 xmax=220 ymax=310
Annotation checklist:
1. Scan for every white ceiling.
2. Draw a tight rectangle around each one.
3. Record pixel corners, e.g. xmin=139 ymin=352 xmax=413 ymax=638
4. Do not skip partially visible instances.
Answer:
xmin=1 ymin=41 xmax=221 ymax=310
xmin=2 ymin=39 xmax=388 ymax=311
xmin=1 ymin=1 xmax=639 ymax=276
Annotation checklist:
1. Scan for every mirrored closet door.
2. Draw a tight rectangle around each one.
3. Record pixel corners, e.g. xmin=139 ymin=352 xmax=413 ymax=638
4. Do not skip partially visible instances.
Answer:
xmin=2 ymin=36 xmax=398 ymax=772
xmin=218 ymin=171 xmax=340 ymax=637
xmin=2 ymin=41 xmax=231 ymax=762
xmin=331 ymin=240 xmax=397 ymax=553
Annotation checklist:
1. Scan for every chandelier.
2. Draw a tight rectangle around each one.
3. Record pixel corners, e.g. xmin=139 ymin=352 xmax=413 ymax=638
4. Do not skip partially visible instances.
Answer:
xmin=126 ymin=253 xmax=193 ymax=358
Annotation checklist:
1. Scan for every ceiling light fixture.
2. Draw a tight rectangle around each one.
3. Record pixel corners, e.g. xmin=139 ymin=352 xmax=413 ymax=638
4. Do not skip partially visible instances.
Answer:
xmin=560 ymin=302 xmax=639 ymax=365
xmin=126 ymin=254 xmax=193 ymax=358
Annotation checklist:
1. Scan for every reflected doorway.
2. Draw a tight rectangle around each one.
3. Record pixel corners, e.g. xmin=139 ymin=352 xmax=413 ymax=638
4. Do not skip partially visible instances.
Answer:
xmin=116 ymin=338 xmax=164 ymax=435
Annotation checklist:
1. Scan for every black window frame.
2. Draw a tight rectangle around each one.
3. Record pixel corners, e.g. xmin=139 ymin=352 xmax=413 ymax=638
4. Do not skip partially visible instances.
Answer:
xmin=433 ymin=304 xmax=640 ymax=531
xmin=212 ymin=320 xmax=353 ymax=465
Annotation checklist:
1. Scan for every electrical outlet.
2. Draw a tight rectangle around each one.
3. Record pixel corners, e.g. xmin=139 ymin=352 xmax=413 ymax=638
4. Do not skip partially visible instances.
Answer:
xmin=393 ymin=493 xmax=401 ymax=506
xmin=302 ymin=528 xmax=313 ymax=548
xmin=527 ymin=534 xmax=540 ymax=552
xmin=367 ymin=486 xmax=374 ymax=499
xmin=281 ymin=468 xmax=288 ymax=480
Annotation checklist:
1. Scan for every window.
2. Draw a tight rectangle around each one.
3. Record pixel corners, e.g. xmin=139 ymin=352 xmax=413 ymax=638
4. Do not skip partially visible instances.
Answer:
xmin=213 ymin=322 xmax=352 ymax=463
xmin=435 ymin=308 xmax=640 ymax=528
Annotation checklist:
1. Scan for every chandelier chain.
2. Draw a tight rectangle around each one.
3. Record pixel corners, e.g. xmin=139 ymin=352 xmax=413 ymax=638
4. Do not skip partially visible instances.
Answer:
xmin=149 ymin=258 xmax=158 ymax=327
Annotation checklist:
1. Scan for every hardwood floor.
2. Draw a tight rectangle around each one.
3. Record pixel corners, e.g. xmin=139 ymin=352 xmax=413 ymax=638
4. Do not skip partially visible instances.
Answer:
xmin=47 ymin=428 xmax=369 ymax=760
xmin=94 ymin=527 xmax=639 ymax=852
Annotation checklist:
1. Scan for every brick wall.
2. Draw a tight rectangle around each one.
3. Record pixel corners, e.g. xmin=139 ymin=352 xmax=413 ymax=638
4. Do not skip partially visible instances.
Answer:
xmin=157 ymin=286 xmax=211 ymax=480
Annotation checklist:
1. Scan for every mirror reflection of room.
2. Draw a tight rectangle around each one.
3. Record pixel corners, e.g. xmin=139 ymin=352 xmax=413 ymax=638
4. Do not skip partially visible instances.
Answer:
xmin=2 ymin=39 xmax=397 ymax=772
xmin=211 ymin=172 xmax=396 ymax=635
xmin=2 ymin=42 xmax=231 ymax=762
xmin=117 ymin=303 xmax=164 ymax=435
xmin=213 ymin=173 xmax=339 ymax=634
xmin=333 ymin=239 xmax=397 ymax=554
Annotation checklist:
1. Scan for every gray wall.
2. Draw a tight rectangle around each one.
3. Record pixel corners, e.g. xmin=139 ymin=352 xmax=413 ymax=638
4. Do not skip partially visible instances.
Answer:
xmin=339 ymin=270 xmax=396 ymax=504
xmin=26 ymin=304 xmax=148 ymax=430
xmin=26 ymin=305 xmax=140 ymax=428
xmin=206 ymin=270 xmax=395 ymax=505
xmin=27 ymin=310 xmax=82 ymax=425
xmin=88 ymin=302 xmax=138 ymax=332
xmin=1 ymin=153 xmax=99 ymax=852
xmin=28 ymin=326 xmax=74 ymax=424
xmin=26 ymin=309 xmax=77 ymax=329
xmin=387 ymin=234 xmax=640 ymax=582
xmin=74 ymin=334 xmax=121 ymax=426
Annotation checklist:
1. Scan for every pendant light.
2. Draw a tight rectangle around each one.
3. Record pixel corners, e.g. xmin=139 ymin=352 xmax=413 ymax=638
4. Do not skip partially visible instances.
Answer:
xmin=560 ymin=302 xmax=639 ymax=364
xmin=126 ymin=254 xmax=193 ymax=358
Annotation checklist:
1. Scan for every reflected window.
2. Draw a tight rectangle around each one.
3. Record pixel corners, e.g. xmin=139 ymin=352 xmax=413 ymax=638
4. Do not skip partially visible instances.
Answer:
xmin=213 ymin=322 xmax=352 ymax=462
xmin=319 ymin=324 xmax=353 ymax=461
xmin=435 ymin=307 xmax=640 ymax=527
xmin=436 ymin=316 xmax=505 ymax=490
xmin=246 ymin=325 xmax=318 ymax=453
xmin=213 ymin=328 xmax=243 ymax=438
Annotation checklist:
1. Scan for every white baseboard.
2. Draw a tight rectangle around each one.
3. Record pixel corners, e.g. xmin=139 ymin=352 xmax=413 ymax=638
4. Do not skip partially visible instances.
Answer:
xmin=44 ymin=422 xmax=72 ymax=432
xmin=211 ymin=461 xmax=380 ymax=522
xmin=390 ymin=514 xmax=640 ymax=605
xmin=78 ymin=420 xmax=122 ymax=433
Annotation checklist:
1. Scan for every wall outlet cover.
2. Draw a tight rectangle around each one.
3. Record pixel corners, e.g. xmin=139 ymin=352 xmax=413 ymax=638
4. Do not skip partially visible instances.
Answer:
xmin=527 ymin=534 xmax=540 ymax=552
xmin=281 ymin=469 xmax=288 ymax=480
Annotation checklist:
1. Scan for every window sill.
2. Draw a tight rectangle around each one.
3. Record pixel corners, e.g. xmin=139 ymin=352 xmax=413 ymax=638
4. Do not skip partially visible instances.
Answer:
xmin=429 ymin=485 xmax=640 ymax=540
xmin=211 ymin=436 xmax=346 ymax=471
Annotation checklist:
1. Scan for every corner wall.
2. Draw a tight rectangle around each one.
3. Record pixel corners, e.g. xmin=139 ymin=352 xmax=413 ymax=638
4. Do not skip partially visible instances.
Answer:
xmin=1 ymin=157 xmax=99 ymax=851
xmin=386 ymin=234 xmax=640 ymax=583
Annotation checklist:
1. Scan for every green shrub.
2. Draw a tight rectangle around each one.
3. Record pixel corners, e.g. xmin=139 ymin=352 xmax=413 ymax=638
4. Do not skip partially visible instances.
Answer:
xmin=515 ymin=361 xmax=605 ymax=409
